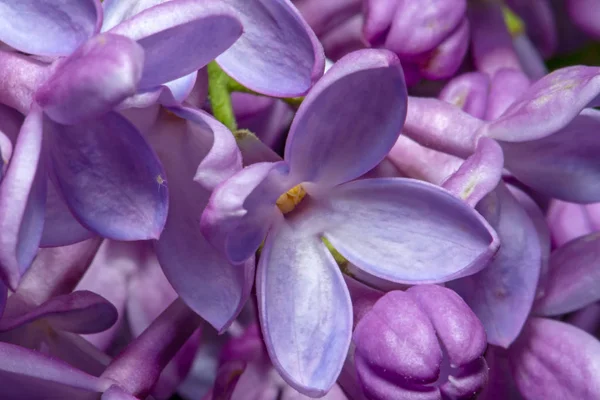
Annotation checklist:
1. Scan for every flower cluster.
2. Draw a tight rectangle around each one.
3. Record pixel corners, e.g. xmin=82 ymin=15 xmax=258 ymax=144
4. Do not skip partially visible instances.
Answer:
xmin=0 ymin=0 xmax=598 ymax=399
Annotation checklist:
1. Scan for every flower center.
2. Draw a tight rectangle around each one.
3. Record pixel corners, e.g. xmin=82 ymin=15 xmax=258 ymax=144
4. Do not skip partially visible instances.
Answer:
xmin=276 ymin=184 xmax=306 ymax=214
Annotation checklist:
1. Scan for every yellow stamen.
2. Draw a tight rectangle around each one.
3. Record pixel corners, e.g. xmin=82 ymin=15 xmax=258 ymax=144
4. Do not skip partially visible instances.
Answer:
xmin=276 ymin=184 xmax=306 ymax=214
xmin=502 ymin=6 xmax=525 ymax=38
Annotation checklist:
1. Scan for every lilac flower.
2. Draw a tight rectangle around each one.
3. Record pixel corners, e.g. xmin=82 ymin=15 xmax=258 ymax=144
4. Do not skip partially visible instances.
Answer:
xmin=0 ymin=0 xmax=324 ymax=291
xmin=547 ymin=200 xmax=600 ymax=246
xmin=201 ymin=49 xmax=498 ymax=395
xmin=343 ymin=280 xmax=488 ymax=400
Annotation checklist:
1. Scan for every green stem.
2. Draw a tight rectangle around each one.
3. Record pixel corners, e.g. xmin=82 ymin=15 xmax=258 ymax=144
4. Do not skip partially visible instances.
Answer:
xmin=207 ymin=61 xmax=237 ymax=131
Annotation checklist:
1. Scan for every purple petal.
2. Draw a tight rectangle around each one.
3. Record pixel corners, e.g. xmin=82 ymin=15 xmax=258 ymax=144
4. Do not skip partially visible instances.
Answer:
xmin=0 ymin=51 xmax=48 ymax=115
xmin=0 ymin=103 xmax=24 ymax=167
xmin=257 ymin=217 xmax=352 ymax=396
xmin=478 ymin=346 xmax=523 ymax=400
xmin=102 ymin=385 xmax=138 ymax=400
xmin=167 ymin=106 xmax=242 ymax=191
xmin=439 ymin=356 xmax=489 ymax=399
xmin=439 ymin=72 xmax=490 ymax=119
xmin=285 ymin=49 xmax=406 ymax=187
xmin=468 ymin=0 xmax=521 ymax=77
xmin=407 ymin=285 xmax=487 ymax=367
xmin=48 ymin=112 xmax=168 ymax=241
xmin=40 ymin=179 xmax=93 ymax=247
xmin=101 ymin=0 xmax=166 ymax=31
xmin=500 ymin=108 xmax=600 ymax=203
xmin=448 ymin=184 xmax=541 ymax=348
xmin=441 ymin=137 xmax=504 ymax=207
xmin=36 ymin=34 xmax=144 ymax=125
xmin=0 ymin=342 xmax=111 ymax=399
xmin=0 ymin=107 xmax=46 ymax=290
xmin=16 ymin=238 xmax=101 ymax=306
xmin=404 ymin=96 xmax=484 ymax=158
xmin=162 ymin=72 xmax=198 ymax=104
xmin=534 ymin=232 xmax=600 ymax=316
xmin=201 ymin=161 xmax=290 ymax=265
xmin=218 ymin=0 xmax=325 ymax=97
xmin=0 ymin=280 xmax=6 ymax=319
xmin=567 ymin=0 xmax=600 ymax=39
xmin=354 ymin=290 xmax=442 ymax=388
xmin=481 ymin=65 xmax=600 ymax=142
xmin=309 ymin=178 xmax=499 ymax=284
xmin=484 ymin=68 xmax=531 ymax=121
xmin=0 ymin=0 xmax=100 ymax=56
xmin=547 ymin=200 xmax=600 ymax=246
xmin=509 ymin=318 xmax=600 ymax=400
xmin=362 ymin=0 xmax=400 ymax=46
xmin=384 ymin=0 xmax=467 ymax=56
xmin=419 ymin=18 xmax=470 ymax=80
xmin=109 ymin=0 xmax=242 ymax=90
xmin=0 ymin=290 xmax=117 ymax=334
xmin=513 ymin=35 xmax=548 ymax=81
xmin=78 ymin=239 xmax=143 ymax=350
xmin=146 ymin=110 xmax=254 ymax=331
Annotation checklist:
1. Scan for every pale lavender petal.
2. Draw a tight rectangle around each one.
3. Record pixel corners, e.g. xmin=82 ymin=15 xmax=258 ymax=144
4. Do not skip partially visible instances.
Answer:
xmin=201 ymin=161 xmax=290 ymax=265
xmin=407 ymin=285 xmax=487 ymax=367
xmin=500 ymin=108 xmax=600 ymax=203
xmin=448 ymin=184 xmax=541 ymax=348
xmin=319 ymin=13 xmax=365 ymax=62
xmin=385 ymin=0 xmax=467 ymax=56
xmin=481 ymin=66 xmax=600 ymax=142
xmin=567 ymin=0 xmax=600 ymax=39
xmin=0 ymin=291 xmax=117 ymax=334
xmin=0 ymin=51 xmax=48 ymax=115
xmin=534 ymin=232 xmax=600 ymax=316
xmin=146 ymin=111 xmax=254 ymax=331
xmin=419 ymin=18 xmax=470 ymax=80
xmin=101 ymin=0 xmax=166 ymax=31
xmin=0 ymin=107 xmax=46 ymax=290
xmin=285 ymin=49 xmax=406 ymax=187
xmin=0 ymin=0 xmax=100 ymax=56
xmin=257 ymin=217 xmax=352 ymax=396
xmin=439 ymin=356 xmax=489 ymax=399
xmin=102 ymin=385 xmax=138 ymax=400
xmin=307 ymin=178 xmax=499 ymax=284
xmin=404 ymin=96 xmax=484 ymax=158
xmin=0 ymin=342 xmax=112 ymax=399
xmin=468 ymin=0 xmax=521 ymax=77
xmin=163 ymin=72 xmax=198 ymax=104
xmin=439 ymin=72 xmax=490 ymax=119
xmin=509 ymin=318 xmax=600 ymax=399
xmin=441 ymin=137 xmax=504 ymax=207
xmin=547 ymin=200 xmax=600 ymax=246
xmin=78 ymin=239 xmax=143 ymax=350
xmin=294 ymin=0 xmax=361 ymax=37
xmin=48 ymin=112 xmax=168 ymax=241
xmin=218 ymin=0 xmax=325 ymax=97
xmin=167 ymin=106 xmax=242 ymax=191
xmin=35 ymin=34 xmax=144 ymax=125
xmin=40 ymin=179 xmax=93 ymax=247
xmin=485 ymin=68 xmax=531 ymax=121
xmin=362 ymin=0 xmax=399 ymax=46
xmin=109 ymin=0 xmax=242 ymax=90
xmin=0 ymin=103 xmax=24 ymax=165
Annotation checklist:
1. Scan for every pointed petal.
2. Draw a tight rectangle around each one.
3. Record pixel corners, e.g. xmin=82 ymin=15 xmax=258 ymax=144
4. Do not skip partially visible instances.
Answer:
xmin=0 ymin=0 xmax=100 ymax=56
xmin=48 ymin=112 xmax=168 ymax=241
xmin=257 ymin=218 xmax=352 ymax=396
xmin=285 ymin=49 xmax=407 ymax=187
xmin=534 ymin=232 xmax=600 ymax=316
xmin=509 ymin=318 xmax=600 ymax=400
xmin=109 ymin=0 xmax=242 ymax=90
xmin=40 ymin=179 xmax=93 ymax=247
xmin=201 ymin=161 xmax=289 ymax=265
xmin=36 ymin=34 xmax=144 ymax=125
xmin=448 ymin=184 xmax=541 ymax=348
xmin=439 ymin=72 xmax=490 ymax=119
xmin=147 ymin=111 xmax=254 ymax=331
xmin=482 ymin=66 xmax=600 ymax=142
xmin=500 ymin=108 xmax=600 ymax=203
xmin=218 ymin=0 xmax=325 ymax=97
xmin=441 ymin=137 xmax=504 ymax=207
xmin=309 ymin=178 xmax=499 ymax=284
xmin=0 ymin=290 xmax=117 ymax=334
xmin=0 ymin=107 xmax=46 ymax=290
xmin=0 ymin=342 xmax=111 ymax=399
xmin=384 ymin=0 xmax=467 ymax=56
